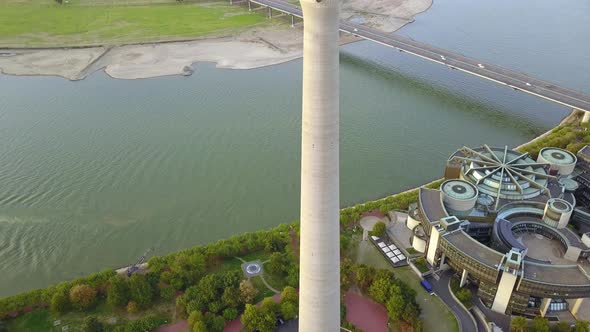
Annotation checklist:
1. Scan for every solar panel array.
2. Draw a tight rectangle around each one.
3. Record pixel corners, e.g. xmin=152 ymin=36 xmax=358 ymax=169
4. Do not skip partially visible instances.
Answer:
xmin=372 ymin=236 xmax=406 ymax=264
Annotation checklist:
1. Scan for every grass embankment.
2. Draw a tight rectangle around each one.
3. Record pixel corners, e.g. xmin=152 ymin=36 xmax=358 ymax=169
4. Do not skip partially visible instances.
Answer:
xmin=0 ymin=0 xmax=267 ymax=47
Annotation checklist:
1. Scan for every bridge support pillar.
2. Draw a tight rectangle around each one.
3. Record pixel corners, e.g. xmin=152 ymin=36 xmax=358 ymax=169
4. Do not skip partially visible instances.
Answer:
xmin=460 ymin=269 xmax=469 ymax=288
xmin=291 ymin=15 xmax=295 ymax=27
xmin=268 ymin=7 xmax=272 ymax=18
xmin=248 ymin=1 xmax=251 ymax=11
xmin=582 ymin=109 xmax=590 ymax=124
xmin=540 ymin=298 xmax=552 ymax=317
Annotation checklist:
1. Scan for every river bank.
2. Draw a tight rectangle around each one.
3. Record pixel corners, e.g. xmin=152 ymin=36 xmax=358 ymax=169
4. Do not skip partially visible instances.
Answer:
xmin=0 ymin=0 xmax=432 ymax=80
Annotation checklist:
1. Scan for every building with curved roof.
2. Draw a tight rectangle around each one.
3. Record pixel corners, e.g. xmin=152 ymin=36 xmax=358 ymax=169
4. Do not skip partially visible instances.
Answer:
xmin=411 ymin=145 xmax=590 ymax=318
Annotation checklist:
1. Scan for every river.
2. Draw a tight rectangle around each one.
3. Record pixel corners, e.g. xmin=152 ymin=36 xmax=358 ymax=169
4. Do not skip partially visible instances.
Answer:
xmin=0 ymin=0 xmax=588 ymax=296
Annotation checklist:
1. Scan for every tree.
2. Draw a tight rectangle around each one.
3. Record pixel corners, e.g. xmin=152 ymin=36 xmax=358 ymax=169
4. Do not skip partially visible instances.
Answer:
xmin=223 ymin=307 xmax=238 ymax=320
xmin=573 ymin=320 xmax=590 ymax=332
xmin=128 ymin=274 xmax=153 ymax=308
xmin=147 ymin=256 xmax=168 ymax=274
xmin=107 ymin=276 xmax=129 ymax=307
xmin=239 ymin=280 xmax=258 ymax=304
xmin=267 ymin=252 xmax=289 ymax=275
xmin=280 ymin=301 xmax=298 ymax=320
xmin=241 ymin=304 xmax=276 ymax=332
xmin=368 ymin=277 xmax=392 ymax=303
xmin=160 ymin=285 xmax=176 ymax=301
xmin=81 ymin=316 xmax=104 ymax=332
xmin=221 ymin=286 xmax=240 ymax=308
xmin=192 ymin=321 xmax=207 ymax=332
xmin=205 ymin=313 xmax=225 ymax=332
xmin=50 ymin=288 xmax=70 ymax=313
xmin=261 ymin=297 xmax=280 ymax=317
xmin=384 ymin=290 xmax=405 ymax=322
xmin=280 ymin=286 xmax=298 ymax=305
xmin=370 ymin=221 xmax=387 ymax=237
xmin=531 ymin=317 xmax=549 ymax=332
xmin=188 ymin=311 xmax=204 ymax=330
xmin=354 ymin=264 xmax=375 ymax=292
xmin=69 ymin=284 xmax=97 ymax=311
xmin=510 ymin=316 xmax=527 ymax=332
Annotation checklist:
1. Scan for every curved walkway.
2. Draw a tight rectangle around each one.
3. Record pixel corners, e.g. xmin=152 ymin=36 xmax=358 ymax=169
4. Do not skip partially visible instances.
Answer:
xmin=259 ymin=274 xmax=280 ymax=294
xmin=426 ymin=271 xmax=478 ymax=332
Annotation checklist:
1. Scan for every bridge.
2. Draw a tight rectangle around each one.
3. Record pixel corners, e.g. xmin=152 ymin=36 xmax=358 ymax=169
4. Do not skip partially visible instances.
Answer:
xmin=234 ymin=0 xmax=590 ymax=116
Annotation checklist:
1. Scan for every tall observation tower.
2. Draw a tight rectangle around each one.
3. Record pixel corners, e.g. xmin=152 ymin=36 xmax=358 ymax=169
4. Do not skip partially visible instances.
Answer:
xmin=298 ymin=0 xmax=341 ymax=329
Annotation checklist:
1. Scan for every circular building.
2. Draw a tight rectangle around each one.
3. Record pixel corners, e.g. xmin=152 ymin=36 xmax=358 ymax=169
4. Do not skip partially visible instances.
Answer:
xmin=440 ymin=179 xmax=478 ymax=217
xmin=543 ymin=198 xmax=573 ymax=229
xmin=449 ymin=145 xmax=551 ymax=202
xmin=538 ymin=147 xmax=577 ymax=176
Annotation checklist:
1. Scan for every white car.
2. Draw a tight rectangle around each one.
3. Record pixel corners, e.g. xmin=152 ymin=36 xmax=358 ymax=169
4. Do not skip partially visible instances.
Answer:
xmin=353 ymin=28 xmax=358 ymax=32
xmin=477 ymin=63 xmax=485 ymax=69
xmin=440 ymin=55 xmax=446 ymax=61
xmin=526 ymin=82 xmax=532 ymax=87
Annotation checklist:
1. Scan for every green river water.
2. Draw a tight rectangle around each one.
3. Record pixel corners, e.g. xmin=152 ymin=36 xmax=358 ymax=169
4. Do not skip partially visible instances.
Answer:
xmin=0 ymin=0 xmax=588 ymax=296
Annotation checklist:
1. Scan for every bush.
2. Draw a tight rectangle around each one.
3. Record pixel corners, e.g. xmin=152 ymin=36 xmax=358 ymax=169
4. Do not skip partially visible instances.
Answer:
xmin=69 ymin=285 xmax=97 ymax=311
xmin=120 ymin=315 xmax=167 ymax=332
xmin=126 ymin=301 xmax=138 ymax=314
xmin=455 ymin=288 xmax=472 ymax=308
xmin=50 ymin=288 xmax=70 ymax=314
xmin=414 ymin=257 xmax=429 ymax=273
xmin=369 ymin=222 xmax=387 ymax=238
xmin=81 ymin=316 xmax=104 ymax=332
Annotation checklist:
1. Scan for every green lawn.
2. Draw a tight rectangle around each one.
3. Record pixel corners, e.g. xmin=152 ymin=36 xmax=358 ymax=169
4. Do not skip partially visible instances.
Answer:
xmin=250 ymin=276 xmax=276 ymax=303
xmin=352 ymin=241 xmax=459 ymax=332
xmin=0 ymin=1 xmax=267 ymax=47
xmin=5 ymin=302 xmax=174 ymax=332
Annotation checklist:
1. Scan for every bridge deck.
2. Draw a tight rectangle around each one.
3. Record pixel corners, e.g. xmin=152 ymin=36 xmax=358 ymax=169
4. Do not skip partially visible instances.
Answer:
xmin=246 ymin=0 xmax=590 ymax=113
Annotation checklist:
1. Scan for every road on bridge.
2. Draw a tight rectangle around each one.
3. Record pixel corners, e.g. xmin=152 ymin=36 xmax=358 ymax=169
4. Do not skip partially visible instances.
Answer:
xmin=247 ymin=0 xmax=590 ymax=113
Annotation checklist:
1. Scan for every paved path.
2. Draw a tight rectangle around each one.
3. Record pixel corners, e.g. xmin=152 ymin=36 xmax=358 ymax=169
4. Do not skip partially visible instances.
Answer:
xmin=426 ymin=271 xmax=478 ymax=332
xmin=244 ymin=0 xmax=590 ymax=113
xmin=259 ymin=274 xmax=280 ymax=294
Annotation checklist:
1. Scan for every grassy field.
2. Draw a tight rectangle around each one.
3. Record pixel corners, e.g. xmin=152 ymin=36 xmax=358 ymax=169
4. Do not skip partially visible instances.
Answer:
xmin=5 ymin=302 xmax=173 ymax=331
xmin=0 ymin=0 xmax=267 ymax=47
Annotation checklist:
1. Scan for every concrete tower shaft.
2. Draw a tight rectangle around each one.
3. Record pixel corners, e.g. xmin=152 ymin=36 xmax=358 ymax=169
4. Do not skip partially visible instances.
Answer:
xmin=298 ymin=0 xmax=341 ymax=330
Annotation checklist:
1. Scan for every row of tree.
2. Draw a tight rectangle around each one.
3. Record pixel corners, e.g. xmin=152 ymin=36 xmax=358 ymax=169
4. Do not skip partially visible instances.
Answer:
xmin=511 ymin=316 xmax=589 ymax=332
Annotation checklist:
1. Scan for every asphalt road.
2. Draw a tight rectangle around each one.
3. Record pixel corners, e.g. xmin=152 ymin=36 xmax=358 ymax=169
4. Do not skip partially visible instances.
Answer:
xmin=248 ymin=0 xmax=590 ymax=113
xmin=426 ymin=271 xmax=479 ymax=332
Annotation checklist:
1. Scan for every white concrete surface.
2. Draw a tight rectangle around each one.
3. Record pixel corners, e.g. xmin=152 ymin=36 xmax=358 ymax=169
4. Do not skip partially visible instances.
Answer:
xmin=298 ymin=0 xmax=341 ymax=329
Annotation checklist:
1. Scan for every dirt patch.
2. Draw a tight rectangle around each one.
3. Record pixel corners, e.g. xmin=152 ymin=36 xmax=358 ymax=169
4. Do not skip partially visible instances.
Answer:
xmin=0 ymin=0 xmax=432 ymax=80
xmin=345 ymin=290 xmax=388 ymax=332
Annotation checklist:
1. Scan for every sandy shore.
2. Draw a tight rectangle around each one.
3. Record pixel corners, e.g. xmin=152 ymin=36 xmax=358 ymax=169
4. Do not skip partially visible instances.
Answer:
xmin=0 ymin=0 xmax=432 ymax=80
